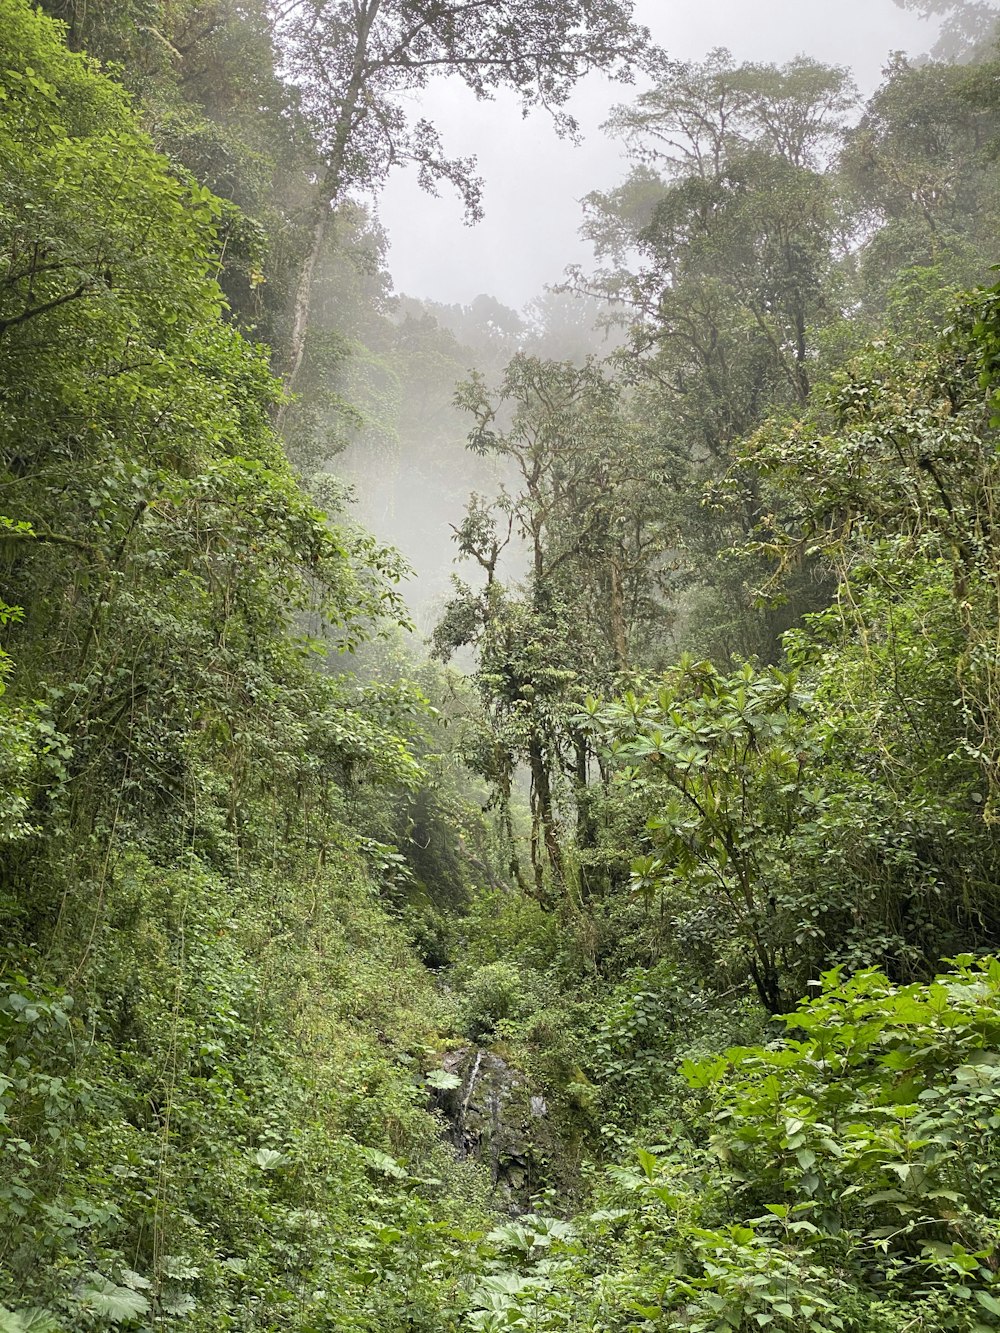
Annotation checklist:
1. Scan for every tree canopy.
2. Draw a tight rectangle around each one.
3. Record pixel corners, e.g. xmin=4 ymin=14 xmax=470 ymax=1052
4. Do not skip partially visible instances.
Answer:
xmin=6 ymin=0 xmax=1000 ymax=1329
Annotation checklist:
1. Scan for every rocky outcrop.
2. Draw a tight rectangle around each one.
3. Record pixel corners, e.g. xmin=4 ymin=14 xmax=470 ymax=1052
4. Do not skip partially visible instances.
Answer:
xmin=431 ymin=1046 xmax=551 ymax=1211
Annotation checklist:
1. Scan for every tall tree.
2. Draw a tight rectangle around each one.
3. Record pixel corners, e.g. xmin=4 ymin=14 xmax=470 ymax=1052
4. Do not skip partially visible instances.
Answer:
xmin=842 ymin=53 xmax=1000 ymax=328
xmin=272 ymin=0 xmax=650 ymax=403
xmin=891 ymin=0 xmax=1000 ymax=60
xmin=435 ymin=355 xmax=675 ymax=895
xmin=582 ymin=50 xmax=854 ymax=416
xmin=576 ymin=51 xmax=854 ymax=659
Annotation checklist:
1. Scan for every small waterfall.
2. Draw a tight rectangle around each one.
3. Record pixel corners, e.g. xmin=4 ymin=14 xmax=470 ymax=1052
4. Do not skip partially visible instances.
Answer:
xmin=430 ymin=1046 xmax=550 ymax=1211
xmin=461 ymin=1049 xmax=485 ymax=1125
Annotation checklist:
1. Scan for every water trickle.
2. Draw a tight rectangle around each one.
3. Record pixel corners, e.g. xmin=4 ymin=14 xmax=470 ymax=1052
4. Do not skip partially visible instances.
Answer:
xmin=461 ymin=1048 xmax=485 ymax=1124
xmin=431 ymin=1045 xmax=549 ymax=1211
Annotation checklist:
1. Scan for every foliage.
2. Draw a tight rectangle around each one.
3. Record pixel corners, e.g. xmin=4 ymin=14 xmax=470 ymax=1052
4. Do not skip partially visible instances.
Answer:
xmin=587 ymin=660 xmax=824 ymax=1012
xmin=435 ymin=355 xmax=677 ymax=898
xmin=0 ymin=0 xmax=410 ymax=899
xmin=890 ymin=0 xmax=999 ymax=61
xmin=8 ymin=2 xmax=1000 ymax=1331
xmin=460 ymin=960 xmax=1000 ymax=1332
xmin=277 ymin=0 xmax=651 ymax=219
xmin=273 ymin=0 xmax=653 ymax=401
xmin=462 ymin=962 xmax=533 ymax=1041
xmin=0 ymin=851 xmax=487 ymax=1330
xmin=0 ymin=8 xmax=491 ymax=1331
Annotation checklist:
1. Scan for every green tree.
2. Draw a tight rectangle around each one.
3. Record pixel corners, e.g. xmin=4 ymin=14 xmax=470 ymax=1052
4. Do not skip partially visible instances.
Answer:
xmin=574 ymin=51 xmax=854 ymax=660
xmin=842 ymin=53 xmax=1000 ymax=332
xmin=0 ymin=0 xmax=407 ymax=922
xmin=435 ymin=355 xmax=675 ymax=897
xmin=273 ymin=0 xmax=650 ymax=402
xmin=891 ymin=0 xmax=1000 ymax=60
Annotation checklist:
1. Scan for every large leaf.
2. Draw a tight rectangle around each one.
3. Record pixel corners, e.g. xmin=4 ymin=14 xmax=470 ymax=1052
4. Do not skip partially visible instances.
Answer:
xmin=0 ymin=1310 xmax=60 ymax=1333
xmin=120 ymin=1270 xmax=151 ymax=1292
xmin=161 ymin=1256 xmax=201 ymax=1281
xmin=161 ymin=1293 xmax=197 ymax=1316
xmin=358 ymin=1146 xmax=408 ymax=1178
xmin=77 ymin=1275 xmax=150 ymax=1324
xmin=426 ymin=1068 xmax=462 ymax=1090
xmin=253 ymin=1148 xmax=290 ymax=1171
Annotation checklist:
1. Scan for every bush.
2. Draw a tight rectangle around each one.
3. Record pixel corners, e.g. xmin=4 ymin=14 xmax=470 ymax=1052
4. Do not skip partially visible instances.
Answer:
xmin=462 ymin=962 xmax=531 ymax=1041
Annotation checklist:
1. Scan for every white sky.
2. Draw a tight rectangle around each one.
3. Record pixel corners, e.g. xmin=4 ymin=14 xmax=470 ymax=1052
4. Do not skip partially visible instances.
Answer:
xmin=377 ymin=0 xmax=932 ymax=309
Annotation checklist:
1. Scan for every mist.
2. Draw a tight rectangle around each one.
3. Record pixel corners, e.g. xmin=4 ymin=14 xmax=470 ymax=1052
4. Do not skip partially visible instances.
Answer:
xmin=328 ymin=0 xmax=964 ymax=638
xmin=379 ymin=0 xmax=932 ymax=310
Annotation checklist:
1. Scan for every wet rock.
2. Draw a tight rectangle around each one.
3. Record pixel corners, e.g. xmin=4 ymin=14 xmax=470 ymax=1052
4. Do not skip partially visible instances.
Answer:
xmin=430 ymin=1046 xmax=553 ymax=1212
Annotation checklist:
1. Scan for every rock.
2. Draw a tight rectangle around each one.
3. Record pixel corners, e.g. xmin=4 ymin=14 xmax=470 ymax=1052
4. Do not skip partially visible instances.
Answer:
xmin=429 ymin=1045 xmax=554 ymax=1212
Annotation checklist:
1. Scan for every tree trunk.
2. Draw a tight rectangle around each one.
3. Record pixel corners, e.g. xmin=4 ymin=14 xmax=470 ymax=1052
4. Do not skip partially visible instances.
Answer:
xmin=276 ymin=0 xmax=381 ymax=427
xmin=609 ymin=546 xmax=629 ymax=673
xmin=277 ymin=200 xmax=332 ymax=429
xmin=528 ymin=732 xmax=562 ymax=894
xmin=748 ymin=948 xmax=782 ymax=1014
xmin=497 ymin=755 xmax=528 ymax=894
xmin=571 ymin=728 xmax=598 ymax=898
xmin=572 ymin=731 xmax=593 ymax=839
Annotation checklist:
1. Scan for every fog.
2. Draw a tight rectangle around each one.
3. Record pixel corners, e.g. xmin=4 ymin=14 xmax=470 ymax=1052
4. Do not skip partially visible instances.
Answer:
xmin=334 ymin=0 xmax=942 ymax=633
xmin=379 ymin=0 xmax=931 ymax=310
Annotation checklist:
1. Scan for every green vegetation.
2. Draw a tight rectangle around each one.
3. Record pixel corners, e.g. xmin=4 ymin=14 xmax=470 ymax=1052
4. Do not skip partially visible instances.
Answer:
xmin=5 ymin=0 xmax=1000 ymax=1328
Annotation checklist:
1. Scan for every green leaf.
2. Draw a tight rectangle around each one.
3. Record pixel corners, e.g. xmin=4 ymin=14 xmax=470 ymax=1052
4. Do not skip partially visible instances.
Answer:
xmin=0 ymin=1310 xmax=60 ymax=1333
xmin=161 ymin=1293 xmax=197 ymax=1316
xmin=77 ymin=1275 xmax=150 ymax=1323
xmin=476 ymin=1273 xmax=532 ymax=1296
xmin=636 ymin=1146 xmax=659 ymax=1180
xmin=426 ymin=1069 xmax=462 ymax=1090
xmin=161 ymin=1256 xmax=200 ymax=1280
xmin=253 ymin=1148 xmax=290 ymax=1170
xmin=975 ymin=1291 xmax=1000 ymax=1316
xmin=359 ymin=1146 xmax=408 ymax=1178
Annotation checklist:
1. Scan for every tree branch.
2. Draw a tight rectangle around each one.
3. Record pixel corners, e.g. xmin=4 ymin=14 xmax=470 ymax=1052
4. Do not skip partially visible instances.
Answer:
xmin=0 ymin=281 xmax=97 ymax=337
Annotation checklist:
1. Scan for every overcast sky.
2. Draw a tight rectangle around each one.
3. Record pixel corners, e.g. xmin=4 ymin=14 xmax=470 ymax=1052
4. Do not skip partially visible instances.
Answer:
xmin=377 ymin=0 xmax=933 ymax=310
